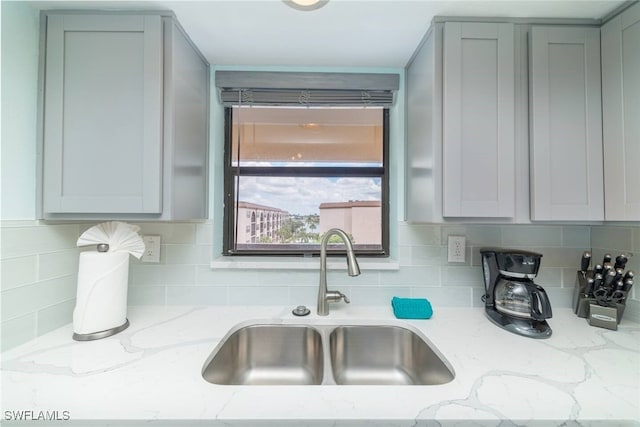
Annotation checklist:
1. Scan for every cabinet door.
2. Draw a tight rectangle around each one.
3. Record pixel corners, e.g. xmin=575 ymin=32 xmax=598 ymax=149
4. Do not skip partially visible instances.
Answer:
xmin=602 ymin=3 xmax=640 ymax=220
xmin=43 ymin=15 xmax=163 ymax=214
xmin=442 ymin=22 xmax=515 ymax=217
xmin=529 ymin=26 xmax=604 ymax=221
xmin=163 ymin=19 xmax=210 ymax=220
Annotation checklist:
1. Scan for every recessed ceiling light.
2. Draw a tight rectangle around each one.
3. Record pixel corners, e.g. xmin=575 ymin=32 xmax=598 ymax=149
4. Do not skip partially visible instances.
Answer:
xmin=283 ymin=0 xmax=329 ymax=12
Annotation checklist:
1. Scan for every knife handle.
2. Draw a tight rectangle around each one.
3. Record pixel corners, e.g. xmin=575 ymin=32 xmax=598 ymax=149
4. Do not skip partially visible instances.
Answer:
xmin=593 ymin=273 xmax=604 ymax=290
xmin=581 ymin=251 xmax=591 ymax=272
xmin=604 ymin=270 xmax=616 ymax=288
xmin=593 ymin=264 xmax=603 ymax=276
xmin=622 ymin=270 xmax=634 ymax=282
xmin=614 ymin=254 xmax=628 ymax=270
xmin=603 ymin=253 xmax=612 ymax=265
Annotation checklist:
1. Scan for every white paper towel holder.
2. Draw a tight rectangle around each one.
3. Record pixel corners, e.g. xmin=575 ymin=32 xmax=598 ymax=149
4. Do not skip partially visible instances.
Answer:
xmin=72 ymin=243 xmax=130 ymax=341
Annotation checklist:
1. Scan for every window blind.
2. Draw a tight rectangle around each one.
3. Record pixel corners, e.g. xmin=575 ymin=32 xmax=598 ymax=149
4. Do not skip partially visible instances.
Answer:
xmin=215 ymin=71 xmax=399 ymax=107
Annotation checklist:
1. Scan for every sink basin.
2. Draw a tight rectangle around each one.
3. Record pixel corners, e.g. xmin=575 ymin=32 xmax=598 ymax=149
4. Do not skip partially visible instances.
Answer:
xmin=201 ymin=324 xmax=324 ymax=385
xmin=202 ymin=322 xmax=455 ymax=386
xmin=329 ymin=325 xmax=454 ymax=385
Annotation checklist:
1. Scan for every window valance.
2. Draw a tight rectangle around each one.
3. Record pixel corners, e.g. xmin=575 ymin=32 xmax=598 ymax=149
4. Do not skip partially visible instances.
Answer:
xmin=215 ymin=71 xmax=399 ymax=107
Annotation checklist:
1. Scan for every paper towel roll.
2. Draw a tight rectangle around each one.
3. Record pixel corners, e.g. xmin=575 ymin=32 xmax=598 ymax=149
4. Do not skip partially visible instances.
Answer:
xmin=73 ymin=251 xmax=130 ymax=335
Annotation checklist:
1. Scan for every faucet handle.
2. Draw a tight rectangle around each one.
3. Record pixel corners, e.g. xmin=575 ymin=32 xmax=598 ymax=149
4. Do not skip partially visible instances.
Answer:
xmin=326 ymin=290 xmax=350 ymax=304
xmin=341 ymin=293 xmax=350 ymax=304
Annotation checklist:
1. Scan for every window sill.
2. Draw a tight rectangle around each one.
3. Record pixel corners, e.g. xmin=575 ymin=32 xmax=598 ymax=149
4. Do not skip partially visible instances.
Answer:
xmin=210 ymin=256 xmax=399 ymax=271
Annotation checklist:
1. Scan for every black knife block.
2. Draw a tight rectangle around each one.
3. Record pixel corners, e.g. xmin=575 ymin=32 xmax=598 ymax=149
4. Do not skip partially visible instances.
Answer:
xmin=573 ymin=272 xmax=626 ymax=329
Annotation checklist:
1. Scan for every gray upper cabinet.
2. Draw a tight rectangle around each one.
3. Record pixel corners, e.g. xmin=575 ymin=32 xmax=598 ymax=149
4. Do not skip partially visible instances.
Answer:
xmin=529 ymin=26 xmax=604 ymax=221
xmin=442 ymin=22 xmax=516 ymax=218
xmin=601 ymin=2 xmax=640 ymax=221
xmin=39 ymin=13 xmax=209 ymax=220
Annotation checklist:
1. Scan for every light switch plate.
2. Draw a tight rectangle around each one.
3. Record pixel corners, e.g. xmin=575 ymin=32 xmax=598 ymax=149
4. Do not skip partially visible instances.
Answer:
xmin=142 ymin=235 xmax=161 ymax=263
xmin=447 ymin=235 xmax=466 ymax=263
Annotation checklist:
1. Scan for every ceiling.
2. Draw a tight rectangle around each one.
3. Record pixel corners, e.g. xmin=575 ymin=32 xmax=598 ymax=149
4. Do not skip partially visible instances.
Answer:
xmin=27 ymin=0 xmax=627 ymax=67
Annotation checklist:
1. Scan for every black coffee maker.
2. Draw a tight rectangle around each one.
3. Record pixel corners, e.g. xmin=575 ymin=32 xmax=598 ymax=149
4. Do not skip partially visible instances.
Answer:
xmin=480 ymin=248 xmax=552 ymax=338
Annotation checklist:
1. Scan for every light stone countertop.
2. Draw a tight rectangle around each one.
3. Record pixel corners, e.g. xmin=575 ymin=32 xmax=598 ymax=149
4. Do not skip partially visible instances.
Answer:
xmin=1 ymin=305 xmax=639 ymax=426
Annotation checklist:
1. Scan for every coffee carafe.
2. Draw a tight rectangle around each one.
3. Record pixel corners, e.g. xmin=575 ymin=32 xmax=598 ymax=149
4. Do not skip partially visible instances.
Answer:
xmin=480 ymin=248 xmax=552 ymax=338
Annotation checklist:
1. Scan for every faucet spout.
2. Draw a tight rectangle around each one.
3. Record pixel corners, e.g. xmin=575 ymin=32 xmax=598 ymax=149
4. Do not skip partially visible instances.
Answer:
xmin=317 ymin=228 xmax=360 ymax=316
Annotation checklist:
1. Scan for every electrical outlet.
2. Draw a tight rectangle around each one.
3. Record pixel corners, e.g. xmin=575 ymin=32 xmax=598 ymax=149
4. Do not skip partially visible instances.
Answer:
xmin=142 ymin=235 xmax=161 ymax=263
xmin=447 ymin=235 xmax=466 ymax=263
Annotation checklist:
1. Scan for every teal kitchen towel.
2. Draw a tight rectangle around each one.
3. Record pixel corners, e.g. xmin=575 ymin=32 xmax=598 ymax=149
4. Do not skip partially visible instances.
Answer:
xmin=391 ymin=297 xmax=433 ymax=319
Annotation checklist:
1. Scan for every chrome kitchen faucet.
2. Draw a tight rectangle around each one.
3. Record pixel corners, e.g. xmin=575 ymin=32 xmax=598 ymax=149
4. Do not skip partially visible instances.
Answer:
xmin=317 ymin=228 xmax=360 ymax=316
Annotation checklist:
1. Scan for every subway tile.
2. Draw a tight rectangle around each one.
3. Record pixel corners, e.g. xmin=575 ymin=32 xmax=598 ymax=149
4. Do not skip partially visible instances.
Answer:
xmin=130 ymin=264 xmax=165 ymax=286
xmin=129 ymin=264 xmax=196 ymax=286
xmin=398 ymin=223 xmax=441 ymax=246
xmin=259 ymin=270 xmax=318 ymax=287
xmin=410 ymin=246 xmax=446 ymax=266
xmin=471 ymin=288 xmax=487 ymax=308
xmin=1 ymin=276 xmax=76 ymax=320
xmin=411 ymin=286 xmax=473 ymax=308
xmin=589 ymin=248 xmax=609 ymax=266
xmin=127 ymin=286 xmax=166 ymax=305
xmin=196 ymin=266 xmax=260 ymax=286
xmin=350 ymin=286 xmax=411 ymax=306
xmin=379 ymin=266 xmax=440 ymax=286
xmin=633 ymin=227 xmax=640 ymax=252
xmin=562 ymin=268 xmax=581 ymax=287
xmin=501 ymin=225 xmax=563 ymax=247
xmin=441 ymin=266 xmax=483 ymax=287
xmin=525 ymin=247 xmax=584 ymax=268
xmin=158 ymin=265 xmax=197 ymax=285
xmin=397 ymin=245 xmax=413 ymax=266
xmin=627 ymin=253 xmax=639 ymax=271
xmin=37 ymin=299 xmax=75 ymax=335
xmin=325 ymin=270 xmax=379 ymax=287
xmin=227 ymin=286 xmax=289 ymax=305
xmin=166 ymin=286 xmax=227 ymax=305
xmin=545 ymin=288 xmax=574 ymax=310
xmin=1 ymin=256 xmax=37 ymax=290
xmin=535 ymin=267 xmax=562 ymax=288
xmin=561 ymin=226 xmax=590 ymax=248
xmin=289 ymin=286 xmax=317 ymax=307
xmin=440 ymin=225 xmax=468 ymax=246
xmin=38 ymin=249 xmax=79 ymax=280
xmin=464 ymin=225 xmax=503 ymax=247
xmin=163 ymin=244 xmax=203 ymax=265
xmin=1 ymin=313 xmax=36 ymax=352
xmin=1 ymin=224 xmax=78 ymax=258
xmin=198 ymin=245 xmax=215 ymax=264
xmin=132 ymin=222 xmax=197 ymax=244
xmin=623 ymin=299 xmax=640 ymax=323
xmin=196 ymin=222 xmax=214 ymax=245
xmin=591 ymin=226 xmax=634 ymax=252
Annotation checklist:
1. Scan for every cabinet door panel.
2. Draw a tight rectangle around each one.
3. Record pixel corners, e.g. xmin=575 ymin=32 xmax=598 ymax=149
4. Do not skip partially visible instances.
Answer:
xmin=529 ymin=26 xmax=604 ymax=221
xmin=602 ymin=3 xmax=640 ymax=220
xmin=443 ymin=22 xmax=515 ymax=217
xmin=43 ymin=15 xmax=163 ymax=214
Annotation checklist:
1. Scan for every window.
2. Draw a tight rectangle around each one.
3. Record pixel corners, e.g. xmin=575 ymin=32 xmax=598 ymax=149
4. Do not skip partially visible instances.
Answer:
xmin=223 ymin=106 xmax=389 ymax=256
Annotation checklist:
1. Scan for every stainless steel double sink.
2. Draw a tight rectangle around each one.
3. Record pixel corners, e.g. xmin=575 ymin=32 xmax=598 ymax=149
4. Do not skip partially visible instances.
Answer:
xmin=201 ymin=321 xmax=455 ymax=386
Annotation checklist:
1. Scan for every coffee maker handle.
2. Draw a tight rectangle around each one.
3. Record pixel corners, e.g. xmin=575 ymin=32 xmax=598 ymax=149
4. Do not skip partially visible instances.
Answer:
xmin=530 ymin=287 xmax=553 ymax=320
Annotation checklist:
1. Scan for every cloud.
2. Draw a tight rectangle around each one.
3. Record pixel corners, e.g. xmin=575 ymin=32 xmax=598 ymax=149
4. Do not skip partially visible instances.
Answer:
xmin=239 ymin=176 xmax=381 ymax=215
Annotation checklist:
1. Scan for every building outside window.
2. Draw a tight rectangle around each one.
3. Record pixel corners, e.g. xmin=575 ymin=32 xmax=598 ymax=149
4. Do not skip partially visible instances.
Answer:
xmin=224 ymin=106 xmax=389 ymax=255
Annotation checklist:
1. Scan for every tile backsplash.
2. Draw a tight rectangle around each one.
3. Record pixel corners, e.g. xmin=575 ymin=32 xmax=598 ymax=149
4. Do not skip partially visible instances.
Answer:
xmin=124 ymin=222 xmax=590 ymax=311
xmin=1 ymin=222 xmax=81 ymax=350
xmin=2 ymin=220 xmax=638 ymax=351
